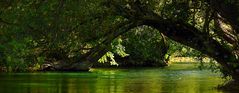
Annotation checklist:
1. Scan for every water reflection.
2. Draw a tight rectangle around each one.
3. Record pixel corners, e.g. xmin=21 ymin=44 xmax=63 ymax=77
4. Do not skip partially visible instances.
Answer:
xmin=0 ymin=63 xmax=226 ymax=93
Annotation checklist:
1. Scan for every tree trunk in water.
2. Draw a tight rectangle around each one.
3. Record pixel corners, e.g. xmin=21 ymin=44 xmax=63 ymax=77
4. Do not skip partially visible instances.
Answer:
xmin=65 ymin=21 xmax=144 ymax=71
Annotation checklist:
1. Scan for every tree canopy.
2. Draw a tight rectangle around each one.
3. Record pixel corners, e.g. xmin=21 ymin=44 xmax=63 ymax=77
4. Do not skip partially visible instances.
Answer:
xmin=0 ymin=0 xmax=239 ymax=83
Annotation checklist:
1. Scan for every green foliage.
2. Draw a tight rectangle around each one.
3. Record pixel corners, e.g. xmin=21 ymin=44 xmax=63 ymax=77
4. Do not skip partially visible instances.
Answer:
xmin=0 ymin=37 xmax=45 ymax=72
xmin=111 ymin=37 xmax=129 ymax=57
xmin=161 ymin=0 xmax=191 ymax=21
xmin=0 ymin=0 xmax=113 ymax=71
xmin=98 ymin=52 xmax=118 ymax=66
xmin=121 ymin=26 xmax=166 ymax=65
xmin=98 ymin=37 xmax=128 ymax=65
xmin=168 ymin=40 xmax=202 ymax=57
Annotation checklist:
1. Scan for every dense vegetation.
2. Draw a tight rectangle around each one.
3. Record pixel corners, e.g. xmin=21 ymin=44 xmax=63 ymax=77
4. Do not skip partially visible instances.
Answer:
xmin=0 ymin=0 xmax=239 ymax=90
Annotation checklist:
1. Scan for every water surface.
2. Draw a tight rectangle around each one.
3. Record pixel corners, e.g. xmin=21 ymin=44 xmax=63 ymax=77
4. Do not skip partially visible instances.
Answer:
xmin=0 ymin=63 xmax=225 ymax=93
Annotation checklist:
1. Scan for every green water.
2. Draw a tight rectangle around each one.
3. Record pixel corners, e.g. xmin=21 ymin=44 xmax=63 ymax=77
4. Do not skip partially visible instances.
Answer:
xmin=0 ymin=63 xmax=226 ymax=93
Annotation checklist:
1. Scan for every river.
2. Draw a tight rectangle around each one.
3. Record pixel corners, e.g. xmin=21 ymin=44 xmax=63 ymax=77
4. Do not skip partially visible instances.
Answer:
xmin=0 ymin=63 xmax=226 ymax=93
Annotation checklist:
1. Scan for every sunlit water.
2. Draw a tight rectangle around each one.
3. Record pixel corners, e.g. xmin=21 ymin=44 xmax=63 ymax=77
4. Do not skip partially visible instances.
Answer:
xmin=0 ymin=63 xmax=226 ymax=93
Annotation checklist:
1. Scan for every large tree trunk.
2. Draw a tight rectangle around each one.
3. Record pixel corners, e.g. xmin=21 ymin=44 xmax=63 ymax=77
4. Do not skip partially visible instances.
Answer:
xmin=142 ymin=15 xmax=239 ymax=80
xmin=63 ymin=1 xmax=239 ymax=80
xmin=207 ymin=0 xmax=239 ymax=34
